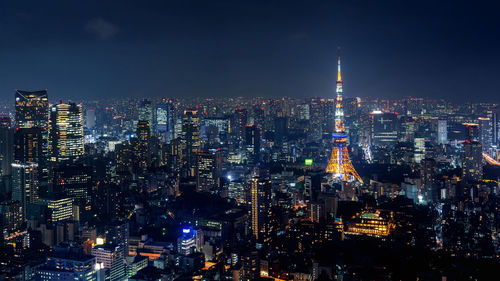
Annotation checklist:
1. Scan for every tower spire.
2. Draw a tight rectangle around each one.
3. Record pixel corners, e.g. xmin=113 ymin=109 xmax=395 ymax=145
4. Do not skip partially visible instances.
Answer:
xmin=337 ymin=46 xmax=342 ymax=82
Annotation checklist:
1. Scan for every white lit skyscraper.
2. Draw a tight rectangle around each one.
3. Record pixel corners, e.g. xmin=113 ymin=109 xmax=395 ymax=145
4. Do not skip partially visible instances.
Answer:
xmin=437 ymin=120 xmax=447 ymax=145
xmin=49 ymin=102 xmax=84 ymax=162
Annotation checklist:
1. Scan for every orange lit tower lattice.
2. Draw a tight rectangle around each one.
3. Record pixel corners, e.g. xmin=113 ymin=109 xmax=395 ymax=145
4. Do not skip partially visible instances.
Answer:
xmin=325 ymin=53 xmax=363 ymax=183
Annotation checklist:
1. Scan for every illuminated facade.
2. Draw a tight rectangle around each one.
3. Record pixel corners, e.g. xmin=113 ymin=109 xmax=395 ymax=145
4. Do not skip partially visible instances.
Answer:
xmin=134 ymin=120 xmax=151 ymax=168
xmin=462 ymin=140 xmax=483 ymax=181
xmin=138 ymin=99 xmax=155 ymax=134
xmin=326 ymin=55 xmax=363 ymax=183
xmin=196 ymin=152 xmax=216 ymax=192
xmin=345 ymin=210 xmax=394 ymax=238
xmin=15 ymin=89 xmax=49 ymax=129
xmin=49 ymin=102 xmax=84 ymax=162
xmin=250 ymin=177 xmax=259 ymax=239
xmin=44 ymin=196 xmax=73 ymax=222
xmin=11 ymin=162 xmax=39 ymax=218
xmin=156 ymin=99 xmax=176 ymax=143
xmin=36 ymin=254 xmax=97 ymax=281
xmin=14 ymin=127 xmax=43 ymax=163
xmin=15 ymin=90 xmax=49 ymax=180
xmin=181 ymin=110 xmax=200 ymax=173
xmin=0 ymin=121 xmax=13 ymax=176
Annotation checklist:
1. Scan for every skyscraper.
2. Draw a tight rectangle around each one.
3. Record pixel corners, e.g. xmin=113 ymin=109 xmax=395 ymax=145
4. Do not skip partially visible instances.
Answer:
xmin=11 ymin=162 xmax=38 ymax=218
xmin=233 ymin=108 xmax=247 ymax=140
xmin=138 ymin=99 xmax=155 ymax=134
xmin=249 ymin=177 xmax=271 ymax=241
xmin=134 ymin=120 xmax=151 ymax=168
xmin=325 ymin=54 xmax=362 ymax=183
xmin=181 ymin=110 xmax=200 ymax=173
xmin=245 ymin=125 xmax=261 ymax=163
xmin=478 ymin=117 xmax=493 ymax=151
xmin=85 ymin=108 xmax=96 ymax=130
xmin=371 ymin=112 xmax=399 ymax=147
xmin=196 ymin=152 xmax=216 ymax=192
xmin=49 ymin=102 xmax=84 ymax=163
xmin=53 ymin=164 xmax=92 ymax=205
xmin=0 ymin=116 xmax=13 ymax=176
xmin=15 ymin=90 xmax=49 ymax=181
xmin=14 ymin=127 xmax=43 ymax=163
xmin=462 ymin=140 xmax=483 ymax=182
xmin=250 ymin=177 xmax=259 ymax=240
xmin=15 ymin=90 xmax=49 ymax=129
xmin=437 ymin=120 xmax=447 ymax=145
xmin=156 ymin=99 xmax=176 ymax=143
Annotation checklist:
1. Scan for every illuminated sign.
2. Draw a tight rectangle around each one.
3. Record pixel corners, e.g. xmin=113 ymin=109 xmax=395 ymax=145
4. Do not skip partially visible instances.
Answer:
xmin=182 ymin=228 xmax=191 ymax=234
xmin=305 ymin=159 xmax=313 ymax=166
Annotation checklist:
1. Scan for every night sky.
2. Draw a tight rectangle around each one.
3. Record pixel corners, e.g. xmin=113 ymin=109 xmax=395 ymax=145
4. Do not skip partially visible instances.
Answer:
xmin=1 ymin=0 xmax=499 ymax=102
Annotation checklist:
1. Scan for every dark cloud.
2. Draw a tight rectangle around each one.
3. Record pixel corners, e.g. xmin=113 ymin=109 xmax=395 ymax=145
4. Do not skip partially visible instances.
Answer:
xmin=84 ymin=18 xmax=119 ymax=40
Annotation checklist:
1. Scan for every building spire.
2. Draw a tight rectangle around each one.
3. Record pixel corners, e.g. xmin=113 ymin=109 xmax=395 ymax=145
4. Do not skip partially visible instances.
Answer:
xmin=337 ymin=45 xmax=342 ymax=82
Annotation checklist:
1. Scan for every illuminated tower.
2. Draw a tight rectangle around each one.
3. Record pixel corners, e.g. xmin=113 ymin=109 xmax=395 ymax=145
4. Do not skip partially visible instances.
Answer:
xmin=181 ymin=110 xmax=200 ymax=173
xmin=15 ymin=90 xmax=49 ymax=181
xmin=134 ymin=120 xmax=151 ymax=168
xmin=250 ymin=177 xmax=259 ymax=239
xmin=326 ymin=54 xmax=363 ymax=183
xmin=49 ymin=102 xmax=84 ymax=162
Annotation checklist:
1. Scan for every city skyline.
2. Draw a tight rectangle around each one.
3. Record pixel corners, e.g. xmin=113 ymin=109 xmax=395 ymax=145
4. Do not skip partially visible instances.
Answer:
xmin=1 ymin=2 xmax=500 ymax=281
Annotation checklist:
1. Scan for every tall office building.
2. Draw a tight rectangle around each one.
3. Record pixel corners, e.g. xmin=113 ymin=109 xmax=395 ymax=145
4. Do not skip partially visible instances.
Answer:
xmin=371 ymin=112 xmax=399 ymax=147
xmin=177 ymin=227 xmax=203 ymax=255
xmin=249 ymin=177 xmax=271 ymax=240
xmin=464 ymin=123 xmax=479 ymax=142
xmin=42 ymin=195 xmax=73 ymax=222
xmin=245 ymin=125 xmax=261 ymax=162
xmin=233 ymin=108 xmax=248 ymax=140
xmin=85 ymin=108 xmax=96 ymax=129
xmin=15 ymin=89 xmax=49 ymax=129
xmin=181 ymin=110 xmax=200 ymax=173
xmin=15 ymin=90 xmax=49 ymax=182
xmin=134 ymin=120 xmax=151 ymax=168
xmin=53 ymin=164 xmax=92 ymax=205
xmin=106 ymin=221 xmax=130 ymax=257
xmin=274 ymin=117 xmax=289 ymax=145
xmin=138 ymin=99 xmax=155 ymax=134
xmin=437 ymin=120 xmax=447 ymax=145
xmin=11 ymin=162 xmax=38 ymax=218
xmin=478 ymin=117 xmax=493 ymax=150
xmin=156 ymin=99 xmax=176 ymax=143
xmin=49 ymin=102 xmax=84 ymax=162
xmin=0 ymin=116 xmax=13 ymax=176
xmin=250 ymin=177 xmax=259 ymax=240
xmin=92 ymin=244 xmax=126 ymax=281
xmin=414 ymin=137 xmax=425 ymax=164
xmin=14 ymin=127 xmax=43 ymax=163
xmin=462 ymin=140 xmax=483 ymax=182
xmin=0 ymin=200 xmax=23 ymax=237
xmin=196 ymin=152 xmax=216 ymax=192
